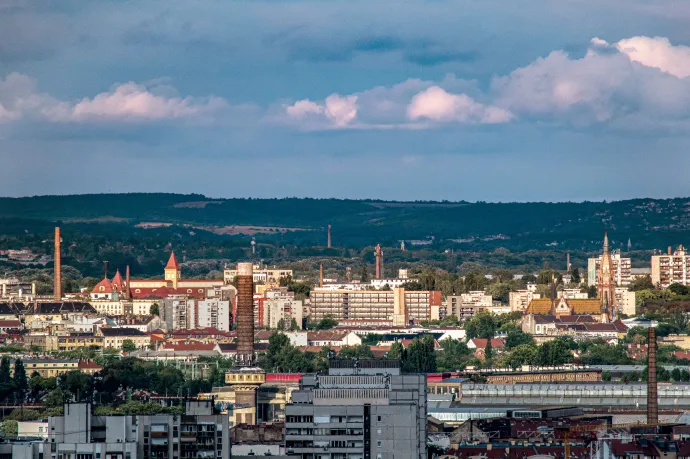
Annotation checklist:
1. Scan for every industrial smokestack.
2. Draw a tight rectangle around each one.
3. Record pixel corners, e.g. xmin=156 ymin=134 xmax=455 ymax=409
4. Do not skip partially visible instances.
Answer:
xmin=319 ymin=264 xmax=324 ymax=288
xmin=104 ymin=261 xmax=108 ymax=280
xmin=375 ymin=244 xmax=383 ymax=280
xmin=54 ymin=227 xmax=61 ymax=300
xmin=236 ymin=262 xmax=255 ymax=366
xmin=346 ymin=267 xmax=351 ymax=283
xmin=327 ymin=225 xmax=332 ymax=248
xmin=668 ymin=246 xmax=672 ymax=255
xmin=648 ymin=326 xmax=658 ymax=425
xmin=125 ymin=265 xmax=131 ymax=300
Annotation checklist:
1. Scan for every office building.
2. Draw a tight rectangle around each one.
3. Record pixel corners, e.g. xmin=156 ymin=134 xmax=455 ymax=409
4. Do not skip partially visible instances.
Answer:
xmin=652 ymin=245 xmax=690 ymax=288
xmin=309 ymin=287 xmax=440 ymax=325
xmin=285 ymin=359 xmax=427 ymax=459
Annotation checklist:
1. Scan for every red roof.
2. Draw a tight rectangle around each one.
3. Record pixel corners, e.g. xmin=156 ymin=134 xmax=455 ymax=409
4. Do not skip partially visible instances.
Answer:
xmin=469 ymin=338 xmax=505 ymax=348
xmin=165 ymin=251 xmax=180 ymax=270
xmin=92 ymin=277 xmax=114 ymax=294
xmin=111 ymin=270 xmax=124 ymax=290
xmin=78 ymin=360 xmax=102 ymax=370
xmin=163 ymin=343 xmax=216 ymax=352
xmin=0 ymin=321 xmax=21 ymax=328
xmin=130 ymin=286 xmax=207 ymax=299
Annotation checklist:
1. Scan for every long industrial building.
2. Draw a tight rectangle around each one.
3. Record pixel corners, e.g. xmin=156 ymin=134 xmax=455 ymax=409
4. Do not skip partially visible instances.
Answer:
xmin=309 ymin=287 xmax=441 ymax=325
xmin=458 ymin=382 xmax=690 ymax=408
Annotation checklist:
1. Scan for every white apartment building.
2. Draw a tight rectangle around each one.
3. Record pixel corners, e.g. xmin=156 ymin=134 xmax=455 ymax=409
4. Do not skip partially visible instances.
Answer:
xmin=558 ymin=289 xmax=588 ymax=299
xmin=652 ymin=245 xmax=690 ymax=288
xmin=160 ymin=296 xmax=190 ymax=331
xmin=309 ymin=287 xmax=440 ymax=325
xmin=616 ymin=288 xmax=636 ymax=316
xmin=192 ymin=297 xmax=231 ymax=332
xmin=263 ymin=289 xmax=303 ymax=329
xmin=446 ymin=291 xmax=493 ymax=319
xmin=588 ymin=250 xmax=632 ymax=287
xmin=509 ymin=290 xmax=542 ymax=312
xmin=223 ymin=264 xmax=293 ymax=284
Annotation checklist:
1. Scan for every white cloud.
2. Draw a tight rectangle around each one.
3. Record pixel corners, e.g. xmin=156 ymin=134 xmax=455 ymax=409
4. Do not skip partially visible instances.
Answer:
xmin=0 ymin=73 xmax=229 ymax=124
xmin=285 ymin=93 xmax=358 ymax=128
xmin=614 ymin=36 xmax=690 ymax=78
xmin=407 ymin=86 xmax=512 ymax=124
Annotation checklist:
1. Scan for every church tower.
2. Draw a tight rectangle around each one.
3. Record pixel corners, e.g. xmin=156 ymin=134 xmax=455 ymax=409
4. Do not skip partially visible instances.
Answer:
xmin=598 ymin=231 xmax=616 ymax=323
xmin=164 ymin=251 xmax=181 ymax=289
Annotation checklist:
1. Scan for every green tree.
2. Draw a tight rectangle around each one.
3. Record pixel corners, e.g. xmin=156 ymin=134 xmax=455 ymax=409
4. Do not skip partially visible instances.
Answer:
xmin=681 ymin=369 xmax=690 ymax=382
xmin=570 ymin=268 xmax=581 ymax=284
xmin=465 ymin=311 xmax=496 ymax=339
xmin=1 ymin=419 xmax=17 ymax=437
xmin=339 ymin=345 xmax=374 ymax=359
xmin=289 ymin=318 xmax=299 ymax=331
xmin=601 ymin=371 xmax=612 ymax=381
xmin=258 ymin=333 xmax=313 ymax=373
xmin=150 ymin=303 xmax=160 ymax=316
xmin=59 ymin=371 xmax=91 ymax=400
xmin=360 ymin=265 xmax=369 ymax=283
xmin=13 ymin=359 xmax=27 ymax=393
xmin=505 ymin=330 xmax=534 ymax=349
xmin=276 ymin=319 xmax=286 ymax=331
xmin=387 ymin=342 xmax=405 ymax=361
xmin=436 ymin=338 xmax=471 ymax=372
xmin=403 ymin=335 xmax=436 ymax=373
xmin=121 ymin=339 xmax=137 ymax=353
xmin=669 ymin=283 xmax=690 ymax=296
xmin=502 ymin=344 xmax=538 ymax=369
xmin=669 ymin=309 xmax=689 ymax=333
xmin=314 ymin=317 xmax=338 ymax=330
xmin=629 ymin=275 xmax=654 ymax=291
xmin=672 ymin=368 xmax=682 ymax=381
xmin=534 ymin=339 xmax=573 ymax=366
xmin=44 ymin=388 xmax=68 ymax=408
xmin=484 ymin=340 xmax=493 ymax=363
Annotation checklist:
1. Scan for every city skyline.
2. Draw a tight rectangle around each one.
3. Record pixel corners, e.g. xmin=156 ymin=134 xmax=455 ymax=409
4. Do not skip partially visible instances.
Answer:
xmin=2 ymin=1 xmax=690 ymax=201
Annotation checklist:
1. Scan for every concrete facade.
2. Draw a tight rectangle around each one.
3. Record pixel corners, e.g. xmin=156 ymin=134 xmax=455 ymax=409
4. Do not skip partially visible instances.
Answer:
xmin=285 ymin=360 xmax=427 ymax=459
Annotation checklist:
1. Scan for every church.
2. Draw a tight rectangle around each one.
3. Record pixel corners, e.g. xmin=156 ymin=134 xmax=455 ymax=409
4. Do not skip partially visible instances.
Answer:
xmin=91 ymin=251 xmax=224 ymax=300
xmin=524 ymin=231 xmax=617 ymax=324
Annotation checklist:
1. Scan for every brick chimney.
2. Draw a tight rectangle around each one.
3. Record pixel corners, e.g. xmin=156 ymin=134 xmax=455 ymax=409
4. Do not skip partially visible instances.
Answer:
xmin=54 ymin=227 xmax=61 ymax=300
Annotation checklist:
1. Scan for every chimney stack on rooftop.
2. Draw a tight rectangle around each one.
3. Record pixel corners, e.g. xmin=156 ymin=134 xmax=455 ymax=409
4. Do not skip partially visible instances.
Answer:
xmin=327 ymin=224 xmax=332 ymax=249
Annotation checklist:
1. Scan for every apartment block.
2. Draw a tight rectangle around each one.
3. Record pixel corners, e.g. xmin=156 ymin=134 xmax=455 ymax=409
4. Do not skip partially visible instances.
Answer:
xmin=224 ymin=264 xmax=293 ymax=284
xmin=42 ymin=400 xmax=230 ymax=459
xmin=509 ymin=290 xmax=542 ymax=312
xmin=616 ymin=288 xmax=636 ymax=316
xmin=588 ymin=250 xmax=631 ymax=287
xmin=285 ymin=359 xmax=427 ymax=459
xmin=652 ymin=245 xmax=690 ymax=288
xmin=309 ymin=287 xmax=440 ymax=325
xmin=446 ymin=291 xmax=492 ymax=319
xmin=263 ymin=288 xmax=304 ymax=329
xmin=192 ymin=297 xmax=231 ymax=332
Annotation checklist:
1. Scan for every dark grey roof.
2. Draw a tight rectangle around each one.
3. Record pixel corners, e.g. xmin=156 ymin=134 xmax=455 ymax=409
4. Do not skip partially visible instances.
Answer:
xmin=99 ymin=327 xmax=148 ymax=337
xmin=27 ymin=302 xmax=97 ymax=314
xmin=0 ymin=303 xmax=17 ymax=315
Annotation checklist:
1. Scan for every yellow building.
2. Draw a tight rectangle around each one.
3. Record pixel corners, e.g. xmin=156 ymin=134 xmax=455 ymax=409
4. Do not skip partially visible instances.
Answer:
xmin=97 ymin=327 xmax=150 ymax=349
xmin=525 ymin=297 xmax=601 ymax=317
xmin=46 ymin=333 xmax=104 ymax=352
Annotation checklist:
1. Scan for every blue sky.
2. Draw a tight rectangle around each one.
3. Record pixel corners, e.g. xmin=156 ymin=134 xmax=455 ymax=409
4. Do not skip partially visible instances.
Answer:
xmin=2 ymin=0 xmax=690 ymax=201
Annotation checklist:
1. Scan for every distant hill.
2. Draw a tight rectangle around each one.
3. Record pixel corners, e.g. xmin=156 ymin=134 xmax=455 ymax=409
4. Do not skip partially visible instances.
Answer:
xmin=1 ymin=193 xmax=690 ymax=250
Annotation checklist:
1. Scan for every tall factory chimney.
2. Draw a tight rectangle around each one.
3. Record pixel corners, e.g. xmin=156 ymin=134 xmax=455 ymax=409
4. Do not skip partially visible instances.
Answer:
xmin=566 ymin=252 xmax=571 ymax=272
xmin=125 ymin=265 xmax=131 ymax=299
xmin=54 ymin=227 xmax=61 ymax=300
xmin=319 ymin=264 xmax=324 ymax=288
xmin=236 ymin=262 xmax=255 ymax=366
xmin=375 ymin=244 xmax=383 ymax=280
xmin=327 ymin=225 xmax=332 ymax=248
xmin=346 ymin=266 xmax=352 ymax=282
xmin=648 ymin=326 xmax=658 ymax=425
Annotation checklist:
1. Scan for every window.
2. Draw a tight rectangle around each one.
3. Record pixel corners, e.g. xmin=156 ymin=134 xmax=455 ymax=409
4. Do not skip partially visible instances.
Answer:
xmin=377 ymin=416 xmax=382 ymax=422
xmin=377 ymin=441 xmax=382 ymax=448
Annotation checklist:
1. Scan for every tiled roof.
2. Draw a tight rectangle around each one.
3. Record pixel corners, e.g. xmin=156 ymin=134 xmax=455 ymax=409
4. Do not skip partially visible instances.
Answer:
xmin=469 ymin=338 xmax=505 ymax=348
xmin=165 ymin=251 xmax=180 ymax=270
xmin=307 ymin=330 xmax=351 ymax=341
xmin=0 ymin=320 xmax=21 ymax=327
xmin=525 ymin=298 xmax=553 ymax=314
xmin=78 ymin=360 xmax=102 ymax=369
xmin=100 ymin=327 xmax=148 ymax=337
xmin=111 ymin=270 xmax=124 ymax=290
xmin=526 ymin=297 xmax=602 ymax=315
xmin=163 ymin=343 xmax=216 ymax=352
xmin=92 ymin=277 xmax=114 ymax=294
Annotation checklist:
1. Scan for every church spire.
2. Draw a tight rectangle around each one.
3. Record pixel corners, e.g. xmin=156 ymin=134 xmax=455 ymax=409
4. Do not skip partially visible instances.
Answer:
xmin=603 ymin=230 xmax=609 ymax=254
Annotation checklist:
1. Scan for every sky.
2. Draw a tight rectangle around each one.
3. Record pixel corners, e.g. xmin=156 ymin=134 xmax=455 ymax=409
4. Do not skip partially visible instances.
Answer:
xmin=2 ymin=0 xmax=690 ymax=202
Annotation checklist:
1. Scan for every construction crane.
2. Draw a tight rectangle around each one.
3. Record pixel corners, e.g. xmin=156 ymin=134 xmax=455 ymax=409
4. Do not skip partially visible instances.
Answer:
xmin=557 ymin=422 xmax=659 ymax=458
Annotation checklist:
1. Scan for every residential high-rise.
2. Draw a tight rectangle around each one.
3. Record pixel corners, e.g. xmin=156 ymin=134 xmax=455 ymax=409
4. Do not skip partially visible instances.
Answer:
xmin=597 ymin=231 xmax=616 ymax=322
xmin=587 ymin=249 xmax=631 ymax=287
xmin=651 ymin=244 xmax=690 ymax=288
xmin=236 ymin=262 xmax=255 ymax=366
xmin=54 ymin=227 xmax=61 ymax=300
xmin=285 ymin=359 xmax=427 ymax=459
xmin=309 ymin=287 xmax=440 ymax=325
